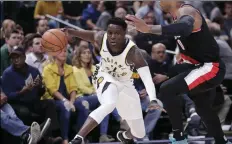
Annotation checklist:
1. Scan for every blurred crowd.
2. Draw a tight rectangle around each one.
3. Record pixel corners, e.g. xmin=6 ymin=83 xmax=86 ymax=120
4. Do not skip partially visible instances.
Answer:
xmin=1 ymin=1 xmax=232 ymax=144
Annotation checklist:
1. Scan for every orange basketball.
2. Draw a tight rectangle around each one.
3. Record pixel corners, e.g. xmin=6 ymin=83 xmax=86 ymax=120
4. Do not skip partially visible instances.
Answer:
xmin=41 ymin=29 xmax=68 ymax=56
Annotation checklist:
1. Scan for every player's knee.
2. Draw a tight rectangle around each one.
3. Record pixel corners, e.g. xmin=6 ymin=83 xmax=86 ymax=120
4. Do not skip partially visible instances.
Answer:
xmin=89 ymin=103 xmax=116 ymax=124
xmin=132 ymin=128 xmax=145 ymax=139
xmin=103 ymin=103 xmax=116 ymax=114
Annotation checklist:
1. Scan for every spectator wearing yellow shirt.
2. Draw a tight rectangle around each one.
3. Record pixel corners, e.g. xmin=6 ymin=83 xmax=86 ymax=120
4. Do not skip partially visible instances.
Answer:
xmin=34 ymin=1 xmax=63 ymax=28
xmin=72 ymin=44 xmax=117 ymax=142
xmin=42 ymin=48 xmax=88 ymax=144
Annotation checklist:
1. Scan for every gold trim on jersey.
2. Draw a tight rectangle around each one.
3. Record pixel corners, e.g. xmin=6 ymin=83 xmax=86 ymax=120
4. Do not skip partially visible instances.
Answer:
xmin=96 ymin=76 xmax=104 ymax=88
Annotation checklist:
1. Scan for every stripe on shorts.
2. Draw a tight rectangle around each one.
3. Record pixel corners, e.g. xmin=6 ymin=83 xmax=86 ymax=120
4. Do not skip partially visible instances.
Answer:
xmin=184 ymin=63 xmax=219 ymax=90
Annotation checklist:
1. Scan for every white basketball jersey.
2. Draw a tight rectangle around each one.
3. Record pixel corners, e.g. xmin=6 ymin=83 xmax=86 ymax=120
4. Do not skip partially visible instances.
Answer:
xmin=98 ymin=33 xmax=135 ymax=82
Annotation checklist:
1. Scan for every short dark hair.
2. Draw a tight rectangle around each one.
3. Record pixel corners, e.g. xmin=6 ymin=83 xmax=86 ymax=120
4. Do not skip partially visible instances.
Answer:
xmin=5 ymin=29 xmax=19 ymax=39
xmin=107 ymin=17 xmax=127 ymax=31
xmin=22 ymin=33 xmax=41 ymax=51
xmin=16 ymin=24 xmax=23 ymax=31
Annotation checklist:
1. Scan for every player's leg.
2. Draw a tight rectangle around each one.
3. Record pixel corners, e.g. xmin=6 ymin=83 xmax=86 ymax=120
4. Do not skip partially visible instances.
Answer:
xmin=69 ymin=82 xmax=119 ymax=144
xmin=192 ymin=89 xmax=229 ymax=144
xmin=160 ymin=62 xmax=226 ymax=143
xmin=159 ymin=71 xmax=190 ymax=142
xmin=115 ymin=87 xmax=144 ymax=143
xmin=117 ymin=118 xmax=145 ymax=143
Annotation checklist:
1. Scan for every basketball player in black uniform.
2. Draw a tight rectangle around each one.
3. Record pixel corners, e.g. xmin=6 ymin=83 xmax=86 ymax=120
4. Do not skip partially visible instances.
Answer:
xmin=126 ymin=1 xmax=231 ymax=144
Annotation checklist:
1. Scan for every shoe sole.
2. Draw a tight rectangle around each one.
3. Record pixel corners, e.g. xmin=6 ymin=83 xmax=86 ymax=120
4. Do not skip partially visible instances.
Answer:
xmin=29 ymin=122 xmax=41 ymax=144
xmin=39 ymin=118 xmax=51 ymax=141
xmin=116 ymin=131 xmax=123 ymax=142
xmin=99 ymin=138 xmax=115 ymax=143
xmin=188 ymin=135 xmax=205 ymax=139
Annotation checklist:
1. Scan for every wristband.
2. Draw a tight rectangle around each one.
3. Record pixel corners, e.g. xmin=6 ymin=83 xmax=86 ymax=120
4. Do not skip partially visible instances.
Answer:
xmin=62 ymin=98 xmax=67 ymax=102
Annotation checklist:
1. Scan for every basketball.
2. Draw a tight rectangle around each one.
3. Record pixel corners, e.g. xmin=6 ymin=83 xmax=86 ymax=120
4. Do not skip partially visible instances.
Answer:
xmin=41 ymin=29 xmax=68 ymax=56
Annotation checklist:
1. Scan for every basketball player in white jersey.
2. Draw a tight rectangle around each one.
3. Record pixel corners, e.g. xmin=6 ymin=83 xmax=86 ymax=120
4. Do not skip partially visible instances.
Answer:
xmin=64 ymin=17 xmax=164 ymax=144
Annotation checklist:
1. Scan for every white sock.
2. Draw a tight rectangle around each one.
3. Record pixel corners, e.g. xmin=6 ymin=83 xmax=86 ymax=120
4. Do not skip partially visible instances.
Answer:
xmin=74 ymin=135 xmax=84 ymax=140
xmin=190 ymin=112 xmax=198 ymax=118
xmin=122 ymin=131 xmax=131 ymax=139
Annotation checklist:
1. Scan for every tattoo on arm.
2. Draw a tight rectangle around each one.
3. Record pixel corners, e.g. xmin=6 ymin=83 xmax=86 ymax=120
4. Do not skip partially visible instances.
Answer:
xmin=178 ymin=6 xmax=202 ymax=29
xmin=126 ymin=46 xmax=148 ymax=69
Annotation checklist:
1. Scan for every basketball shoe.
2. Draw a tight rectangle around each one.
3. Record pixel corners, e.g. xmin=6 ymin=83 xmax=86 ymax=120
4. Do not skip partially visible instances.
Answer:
xmin=117 ymin=131 xmax=135 ymax=144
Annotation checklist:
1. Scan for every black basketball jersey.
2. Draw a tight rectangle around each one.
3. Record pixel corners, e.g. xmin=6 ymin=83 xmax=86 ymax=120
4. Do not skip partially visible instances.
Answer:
xmin=174 ymin=4 xmax=220 ymax=64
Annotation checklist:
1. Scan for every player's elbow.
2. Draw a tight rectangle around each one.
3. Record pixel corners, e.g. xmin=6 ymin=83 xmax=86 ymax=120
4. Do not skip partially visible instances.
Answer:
xmin=179 ymin=23 xmax=193 ymax=37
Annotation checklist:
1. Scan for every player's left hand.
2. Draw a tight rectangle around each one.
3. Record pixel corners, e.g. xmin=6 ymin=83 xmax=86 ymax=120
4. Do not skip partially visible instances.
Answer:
xmin=125 ymin=14 xmax=150 ymax=33
xmin=147 ymin=99 xmax=166 ymax=113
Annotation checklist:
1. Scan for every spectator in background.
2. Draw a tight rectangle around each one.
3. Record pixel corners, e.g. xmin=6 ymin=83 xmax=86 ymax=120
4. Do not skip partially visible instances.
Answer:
xmin=21 ymin=33 xmax=34 ymax=54
xmin=81 ymin=1 xmax=101 ymax=30
xmin=224 ymin=2 xmax=232 ymax=38
xmin=114 ymin=7 xmax=127 ymax=19
xmin=136 ymin=1 xmax=164 ymax=25
xmin=72 ymin=43 xmax=117 ymax=143
xmin=76 ymin=39 xmax=100 ymax=65
xmin=1 ymin=29 xmax=20 ymax=75
xmin=65 ymin=27 xmax=79 ymax=65
xmin=34 ymin=1 xmax=63 ymax=28
xmin=16 ymin=24 xmax=24 ymax=46
xmin=150 ymin=43 xmax=170 ymax=78
xmin=1 ymin=47 xmax=62 ymax=144
xmin=114 ymin=7 xmax=137 ymax=39
xmin=24 ymin=33 xmax=48 ymax=74
xmin=96 ymin=1 xmax=114 ymax=31
xmin=115 ymin=1 xmax=134 ymax=15
xmin=36 ymin=19 xmax=49 ymax=36
xmin=1 ymin=91 xmax=43 ymax=144
xmin=0 ymin=19 xmax=16 ymax=43
xmin=62 ymin=1 xmax=89 ymax=28
xmin=42 ymin=48 xmax=89 ymax=144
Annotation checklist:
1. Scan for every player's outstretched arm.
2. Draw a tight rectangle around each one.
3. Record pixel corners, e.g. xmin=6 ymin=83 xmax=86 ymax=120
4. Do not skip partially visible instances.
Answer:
xmin=126 ymin=46 xmax=157 ymax=101
xmin=64 ymin=28 xmax=104 ymax=43
xmin=126 ymin=6 xmax=202 ymax=37
xmin=126 ymin=46 xmax=165 ymax=112
xmin=64 ymin=28 xmax=96 ymax=43
xmin=65 ymin=29 xmax=105 ymax=52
